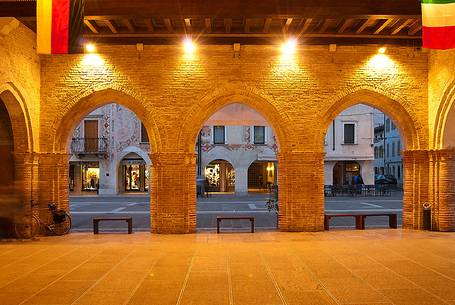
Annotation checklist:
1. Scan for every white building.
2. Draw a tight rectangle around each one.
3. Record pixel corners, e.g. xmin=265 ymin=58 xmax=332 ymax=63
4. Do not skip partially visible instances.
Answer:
xmin=69 ymin=104 xmax=151 ymax=195
xmin=324 ymin=104 xmax=375 ymax=186
xmin=69 ymin=103 xmax=376 ymax=195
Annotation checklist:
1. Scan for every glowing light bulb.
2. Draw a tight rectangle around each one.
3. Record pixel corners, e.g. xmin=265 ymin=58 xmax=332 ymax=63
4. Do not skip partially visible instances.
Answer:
xmin=85 ymin=43 xmax=96 ymax=53
xmin=378 ymin=47 xmax=386 ymax=54
xmin=183 ymin=38 xmax=196 ymax=53
xmin=281 ymin=38 xmax=298 ymax=56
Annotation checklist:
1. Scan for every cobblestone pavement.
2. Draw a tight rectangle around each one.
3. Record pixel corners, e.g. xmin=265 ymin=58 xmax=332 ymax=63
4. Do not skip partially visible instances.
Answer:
xmin=69 ymin=193 xmax=403 ymax=232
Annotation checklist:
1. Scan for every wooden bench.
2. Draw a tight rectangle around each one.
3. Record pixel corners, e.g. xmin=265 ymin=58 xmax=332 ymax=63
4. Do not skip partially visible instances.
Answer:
xmin=93 ymin=217 xmax=133 ymax=234
xmin=324 ymin=213 xmax=397 ymax=230
xmin=216 ymin=216 xmax=255 ymax=233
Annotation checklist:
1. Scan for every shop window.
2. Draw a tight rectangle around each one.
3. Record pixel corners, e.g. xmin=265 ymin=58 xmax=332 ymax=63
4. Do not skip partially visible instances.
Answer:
xmin=213 ymin=126 xmax=225 ymax=144
xmin=343 ymin=123 xmax=356 ymax=144
xmin=82 ymin=162 xmax=99 ymax=191
xmin=140 ymin=122 xmax=149 ymax=143
xmin=254 ymin=126 xmax=265 ymax=144
xmin=123 ymin=160 xmax=149 ymax=192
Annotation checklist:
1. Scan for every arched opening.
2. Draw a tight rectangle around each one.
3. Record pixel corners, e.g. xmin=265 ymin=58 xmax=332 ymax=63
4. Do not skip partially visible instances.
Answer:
xmin=322 ymin=91 xmax=413 ymax=230
xmin=204 ymin=159 xmax=235 ymax=193
xmin=120 ymin=153 xmax=150 ymax=193
xmin=248 ymin=161 xmax=277 ymax=193
xmin=193 ymin=102 xmax=281 ymax=231
xmin=0 ymin=100 xmax=16 ymax=236
xmin=53 ymin=90 xmax=157 ymax=233
xmin=0 ymin=86 xmax=33 ymax=238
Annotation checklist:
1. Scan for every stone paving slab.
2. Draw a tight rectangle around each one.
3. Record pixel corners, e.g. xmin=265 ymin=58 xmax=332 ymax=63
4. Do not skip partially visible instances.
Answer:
xmin=0 ymin=230 xmax=454 ymax=305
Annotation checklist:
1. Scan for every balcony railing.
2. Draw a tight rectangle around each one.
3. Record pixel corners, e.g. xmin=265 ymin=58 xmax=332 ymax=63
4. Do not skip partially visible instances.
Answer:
xmin=71 ymin=137 xmax=108 ymax=154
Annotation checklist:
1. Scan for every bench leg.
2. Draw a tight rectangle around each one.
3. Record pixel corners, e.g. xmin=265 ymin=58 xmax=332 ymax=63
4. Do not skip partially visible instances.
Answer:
xmin=128 ymin=220 xmax=132 ymax=234
xmin=389 ymin=215 xmax=397 ymax=229
xmin=217 ymin=219 xmax=220 ymax=234
xmin=93 ymin=220 xmax=99 ymax=234
xmin=324 ymin=216 xmax=329 ymax=230
xmin=356 ymin=216 xmax=365 ymax=230
xmin=251 ymin=219 xmax=254 ymax=233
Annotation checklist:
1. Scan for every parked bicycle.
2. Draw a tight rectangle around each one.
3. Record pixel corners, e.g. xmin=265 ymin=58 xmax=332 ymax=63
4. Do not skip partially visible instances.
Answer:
xmin=15 ymin=202 xmax=72 ymax=237
xmin=34 ymin=203 xmax=72 ymax=236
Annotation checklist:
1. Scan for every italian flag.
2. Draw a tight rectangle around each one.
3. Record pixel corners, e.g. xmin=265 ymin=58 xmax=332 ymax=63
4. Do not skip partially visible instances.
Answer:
xmin=37 ymin=0 xmax=85 ymax=54
xmin=422 ymin=0 xmax=455 ymax=49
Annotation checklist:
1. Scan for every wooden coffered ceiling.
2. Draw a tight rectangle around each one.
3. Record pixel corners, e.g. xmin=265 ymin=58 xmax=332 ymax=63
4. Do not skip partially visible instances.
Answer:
xmin=2 ymin=0 xmax=423 ymax=45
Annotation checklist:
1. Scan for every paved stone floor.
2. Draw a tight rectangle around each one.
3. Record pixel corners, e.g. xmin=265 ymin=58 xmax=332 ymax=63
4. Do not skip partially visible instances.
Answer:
xmin=1 ymin=230 xmax=455 ymax=305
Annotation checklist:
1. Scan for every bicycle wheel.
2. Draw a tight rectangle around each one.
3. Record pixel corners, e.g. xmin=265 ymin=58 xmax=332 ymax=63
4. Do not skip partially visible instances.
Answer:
xmin=31 ymin=215 xmax=41 ymax=237
xmin=48 ymin=213 xmax=71 ymax=236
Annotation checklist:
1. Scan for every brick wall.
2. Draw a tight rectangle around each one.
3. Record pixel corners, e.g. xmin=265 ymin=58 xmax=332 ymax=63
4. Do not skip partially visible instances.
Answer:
xmin=35 ymin=44 xmax=431 ymax=232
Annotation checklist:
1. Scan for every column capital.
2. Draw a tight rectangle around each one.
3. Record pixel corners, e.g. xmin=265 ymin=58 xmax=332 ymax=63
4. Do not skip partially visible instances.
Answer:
xmin=277 ymin=150 xmax=325 ymax=163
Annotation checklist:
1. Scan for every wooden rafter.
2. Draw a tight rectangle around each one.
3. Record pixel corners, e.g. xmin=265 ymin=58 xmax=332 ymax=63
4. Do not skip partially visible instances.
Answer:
xmin=299 ymin=18 xmax=313 ymax=34
xmin=144 ymin=19 xmax=154 ymax=32
xmin=244 ymin=18 xmax=250 ymax=33
xmin=318 ymin=19 xmax=332 ymax=33
xmin=337 ymin=18 xmax=353 ymax=33
xmin=407 ymin=19 xmax=422 ymax=35
xmin=224 ymin=18 xmax=232 ymax=33
xmin=84 ymin=19 xmax=99 ymax=34
xmin=184 ymin=18 xmax=192 ymax=32
xmin=164 ymin=18 xmax=173 ymax=32
xmin=122 ymin=19 xmax=134 ymax=32
xmin=283 ymin=18 xmax=293 ymax=33
xmin=263 ymin=18 xmax=272 ymax=33
xmin=104 ymin=20 xmax=117 ymax=33
xmin=391 ymin=18 xmax=414 ymax=35
xmin=356 ymin=17 xmax=374 ymax=34
xmin=374 ymin=18 xmax=395 ymax=34
xmin=205 ymin=18 xmax=211 ymax=32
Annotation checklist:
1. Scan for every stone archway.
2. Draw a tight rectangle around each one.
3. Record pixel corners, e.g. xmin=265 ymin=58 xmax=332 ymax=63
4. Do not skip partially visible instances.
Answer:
xmin=178 ymin=88 xmax=304 ymax=231
xmin=0 ymin=84 xmax=35 ymax=237
xmin=430 ymin=79 xmax=455 ymax=231
xmin=321 ymin=88 xmax=425 ymax=230
xmin=39 ymin=88 xmax=161 ymax=232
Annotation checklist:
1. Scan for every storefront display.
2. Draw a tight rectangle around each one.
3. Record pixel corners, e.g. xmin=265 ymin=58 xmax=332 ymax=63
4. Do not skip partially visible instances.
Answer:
xmin=122 ymin=159 xmax=149 ymax=192
xmin=82 ymin=162 xmax=100 ymax=191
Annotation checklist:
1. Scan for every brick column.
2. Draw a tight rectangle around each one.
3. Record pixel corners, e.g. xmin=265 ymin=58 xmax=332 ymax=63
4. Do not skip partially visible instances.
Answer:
xmin=402 ymin=150 xmax=430 ymax=230
xmin=277 ymin=151 xmax=325 ymax=232
xmin=150 ymin=152 xmax=196 ymax=233
xmin=431 ymin=149 xmax=455 ymax=231
xmin=37 ymin=153 xmax=71 ymax=219
xmin=12 ymin=152 xmax=39 ymax=237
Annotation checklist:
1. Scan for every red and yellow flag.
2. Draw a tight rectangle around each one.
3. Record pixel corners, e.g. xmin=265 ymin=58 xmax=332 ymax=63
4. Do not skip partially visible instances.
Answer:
xmin=37 ymin=0 xmax=84 ymax=54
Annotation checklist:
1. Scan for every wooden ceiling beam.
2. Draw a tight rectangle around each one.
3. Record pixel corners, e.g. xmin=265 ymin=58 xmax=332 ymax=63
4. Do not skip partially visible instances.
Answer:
xmin=164 ymin=18 xmax=173 ymax=32
xmin=298 ymin=18 xmax=313 ymax=34
xmin=407 ymin=19 xmax=422 ymax=35
xmin=263 ymin=17 xmax=272 ymax=33
xmin=144 ymin=18 xmax=154 ymax=32
xmin=373 ymin=18 xmax=394 ymax=35
xmin=224 ymin=18 xmax=232 ymax=33
xmin=84 ymin=32 xmax=421 ymax=40
xmin=244 ymin=18 xmax=250 ymax=33
xmin=356 ymin=17 xmax=374 ymax=34
xmin=104 ymin=20 xmax=118 ymax=33
xmin=318 ymin=19 xmax=332 ymax=33
xmin=205 ymin=18 xmax=212 ymax=32
xmin=283 ymin=18 xmax=293 ymax=33
xmin=337 ymin=18 xmax=354 ymax=33
xmin=391 ymin=18 xmax=414 ymax=35
xmin=122 ymin=19 xmax=135 ymax=32
xmin=84 ymin=20 xmax=99 ymax=34
xmin=184 ymin=18 xmax=192 ymax=32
